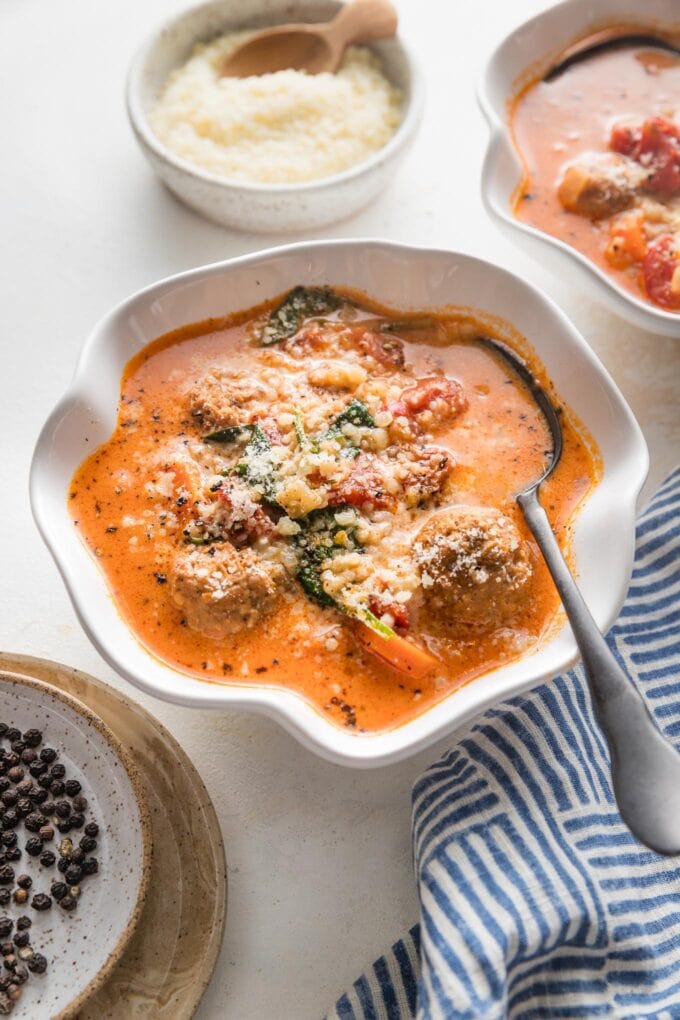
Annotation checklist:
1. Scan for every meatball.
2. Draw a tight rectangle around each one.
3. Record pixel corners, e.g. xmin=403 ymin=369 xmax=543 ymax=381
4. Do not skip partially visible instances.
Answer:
xmin=172 ymin=543 xmax=287 ymax=639
xmin=557 ymin=158 xmax=642 ymax=220
xmin=187 ymin=370 xmax=270 ymax=432
xmin=414 ymin=506 xmax=532 ymax=632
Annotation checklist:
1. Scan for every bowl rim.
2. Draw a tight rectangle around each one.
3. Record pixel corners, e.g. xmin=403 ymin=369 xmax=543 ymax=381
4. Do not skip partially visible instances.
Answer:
xmin=125 ymin=0 xmax=425 ymax=196
xmin=477 ymin=0 xmax=680 ymax=335
xmin=0 ymin=668 xmax=153 ymax=1015
xmin=29 ymin=238 xmax=649 ymax=767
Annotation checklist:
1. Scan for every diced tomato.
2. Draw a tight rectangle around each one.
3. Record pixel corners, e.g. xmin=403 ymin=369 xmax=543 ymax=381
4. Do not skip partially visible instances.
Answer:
xmin=353 ymin=328 xmax=405 ymax=368
xmin=642 ymin=235 xmax=680 ymax=310
xmin=610 ymin=122 xmax=640 ymax=157
xmin=403 ymin=445 xmax=452 ymax=498
xmin=610 ymin=116 xmax=680 ymax=196
xmin=367 ymin=594 xmax=410 ymax=630
xmin=327 ymin=455 xmax=392 ymax=509
xmin=389 ymin=376 xmax=467 ymax=424
xmin=254 ymin=416 xmax=286 ymax=445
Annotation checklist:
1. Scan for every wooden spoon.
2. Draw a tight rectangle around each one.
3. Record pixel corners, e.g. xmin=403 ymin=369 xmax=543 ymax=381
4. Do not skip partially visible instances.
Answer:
xmin=218 ymin=0 xmax=398 ymax=78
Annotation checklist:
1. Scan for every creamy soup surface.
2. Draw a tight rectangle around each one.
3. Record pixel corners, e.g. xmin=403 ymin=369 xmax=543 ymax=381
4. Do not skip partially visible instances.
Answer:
xmin=512 ymin=43 xmax=680 ymax=310
xmin=70 ymin=288 xmax=600 ymax=733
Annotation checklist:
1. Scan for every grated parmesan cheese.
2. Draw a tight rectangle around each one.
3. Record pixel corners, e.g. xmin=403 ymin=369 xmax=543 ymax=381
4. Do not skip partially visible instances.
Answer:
xmin=149 ymin=34 xmax=403 ymax=184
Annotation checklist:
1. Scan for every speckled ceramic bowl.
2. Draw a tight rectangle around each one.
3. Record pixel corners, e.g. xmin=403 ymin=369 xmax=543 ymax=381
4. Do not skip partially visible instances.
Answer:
xmin=126 ymin=0 xmax=423 ymax=232
xmin=0 ymin=671 xmax=152 ymax=1018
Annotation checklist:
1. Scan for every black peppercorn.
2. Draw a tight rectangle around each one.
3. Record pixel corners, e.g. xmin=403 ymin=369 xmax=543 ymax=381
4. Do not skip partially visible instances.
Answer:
xmin=31 ymin=894 xmax=51 ymax=913
xmin=70 ymin=848 xmax=84 ymax=865
xmin=0 ymin=793 xmax=16 ymax=811
xmin=6 ymin=769 xmax=22 ymax=786
xmin=39 ymin=850 xmax=55 ymax=867
xmin=0 ymin=835 xmax=15 ymax=851
xmin=4 ymin=732 xmax=20 ymax=746
xmin=36 ymin=775 xmax=52 ymax=790
xmin=4 ymin=850 xmax=19 ymax=865
xmin=0 ymin=726 xmax=7 ymax=740
xmin=59 ymin=895 xmax=77 ymax=912
xmin=13 ymin=963 xmax=28 ymax=984
xmin=11 ymin=933 xmax=27 ymax=949
xmin=28 ymin=953 xmax=47 ymax=973
xmin=28 ymin=761 xmax=46 ymax=778
xmin=9 ymin=742 xmax=25 ymax=757
xmin=57 ymin=858 xmax=69 ymax=875
xmin=64 ymin=865 xmax=82 ymax=884
xmin=15 ymin=919 xmax=29 ymax=933
xmin=64 ymin=780 xmax=82 ymax=797
xmin=50 ymin=881 xmax=67 ymax=901
xmin=0 ymin=945 xmax=12 ymax=958
xmin=0 ymin=782 xmax=8 ymax=796
xmin=15 ymin=877 xmax=31 ymax=891
xmin=3 ymin=955 xmax=16 ymax=972
xmin=0 ymin=869 xmax=13 ymax=887
xmin=2 ymin=756 xmax=18 ymax=771
xmin=24 ymin=839 xmax=42 ymax=858
xmin=54 ymin=801 xmax=70 ymax=820
xmin=84 ymin=822 xmax=99 ymax=838
xmin=41 ymin=801 xmax=54 ymax=816
xmin=0 ymin=921 xmax=11 ymax=940
xmin=0 ymin=893 xmax=9 ymax=909
xmin=49 ymin=780 xmax=65 ymax=797
xmin=49 ymin=764 xmax=65 ymax=780
xmin=39 ymin=748 xmax=57 ymax=764
xmin=30 ymin=788 xmax=48 ymax=804
xmin=79 ymin=835 xmax=97 ymax=853
xmin=57 ymin=821 xmax=72 ymax=835
xmin=19 ymin=750 xmax=36 ymax=766
xmin=24 ymin=813 xmax=45 ymax=833
xmin=0 ymin=813 xmax=17 ymax=831
xmin=15 ymin=800 xmax=31 ymax=818
xmin=72 ymin=795 xmax=88 ymax=813
xmin=22 ymin=731 xmax=41 ymax=749
xmin=69 ymin=814 xmax=84 ymax=830
xmin=15 ymin=781 xmax=32 ymax=798
xmin=83 ymin=858 xmax=99 ymax=877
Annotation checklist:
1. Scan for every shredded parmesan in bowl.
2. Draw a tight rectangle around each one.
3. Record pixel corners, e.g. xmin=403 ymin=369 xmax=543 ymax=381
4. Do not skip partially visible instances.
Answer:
xmin=149 ymin=32 xmax=403 ymax=184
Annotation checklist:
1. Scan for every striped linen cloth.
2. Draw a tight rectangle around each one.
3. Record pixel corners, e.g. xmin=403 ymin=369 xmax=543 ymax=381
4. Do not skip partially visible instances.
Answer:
xmin=329 ymin=467 xmax=680 ymax=1020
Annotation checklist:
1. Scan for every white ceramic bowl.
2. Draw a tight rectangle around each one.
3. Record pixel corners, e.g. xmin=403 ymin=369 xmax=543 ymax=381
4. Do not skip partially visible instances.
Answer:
xmin=479 ymin=0 xmax=680 ymax=338
xmin=126 ymin=0 xmax=423 ymax=233
xmin=0 ymin=670 xmax=151 ymax=1017
xmin=30 ymin=240 xmax=648 ymax=767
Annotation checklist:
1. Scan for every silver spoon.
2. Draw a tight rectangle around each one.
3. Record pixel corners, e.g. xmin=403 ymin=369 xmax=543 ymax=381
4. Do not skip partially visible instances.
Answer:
xmin=477 ymin=337 xmax=680 ymax=856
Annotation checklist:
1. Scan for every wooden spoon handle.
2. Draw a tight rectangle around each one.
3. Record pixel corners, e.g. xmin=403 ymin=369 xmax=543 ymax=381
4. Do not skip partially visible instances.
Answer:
xmin=326 ymin=0 xmax=398 ymax=47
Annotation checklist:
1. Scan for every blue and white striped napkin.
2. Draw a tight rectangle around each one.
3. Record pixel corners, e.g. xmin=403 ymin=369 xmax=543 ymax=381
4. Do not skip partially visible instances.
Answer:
xmin=329 ymin=467 xmax=680 ymax=1020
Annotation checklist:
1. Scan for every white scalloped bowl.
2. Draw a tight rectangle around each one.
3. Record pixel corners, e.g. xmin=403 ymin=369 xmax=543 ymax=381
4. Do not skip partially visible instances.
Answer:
xmin=30 ymin=240 xmax=648 ymax=767
xmin=479 ymin=0 xmax=680 ymax=338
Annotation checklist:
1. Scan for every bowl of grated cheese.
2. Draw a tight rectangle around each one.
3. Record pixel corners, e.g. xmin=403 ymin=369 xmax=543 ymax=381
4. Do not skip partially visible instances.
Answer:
xmin=127 ymin=0 xmax=423 ymax=232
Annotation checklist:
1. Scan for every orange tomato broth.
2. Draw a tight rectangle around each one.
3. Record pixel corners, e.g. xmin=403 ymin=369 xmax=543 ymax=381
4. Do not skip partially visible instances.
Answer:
xmin=510 ymin=39 xmax=680 ymax=301
xmin=69 ymin=291 xmax=600 ymax=734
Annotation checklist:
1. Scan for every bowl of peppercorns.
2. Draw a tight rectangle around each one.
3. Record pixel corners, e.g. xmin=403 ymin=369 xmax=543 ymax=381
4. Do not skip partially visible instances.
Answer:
xmin=0 ymin=671 xmax=152 ymax=1016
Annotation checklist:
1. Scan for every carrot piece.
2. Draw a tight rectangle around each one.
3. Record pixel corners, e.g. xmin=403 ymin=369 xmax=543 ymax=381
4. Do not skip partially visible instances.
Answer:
xmin=605 ymin=211 xmax=647 ymax=268
xmin=356 ymin=622 xmax=439 ymax=679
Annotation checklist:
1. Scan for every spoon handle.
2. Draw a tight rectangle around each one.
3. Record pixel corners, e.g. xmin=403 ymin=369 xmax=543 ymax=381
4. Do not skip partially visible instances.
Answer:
xmin=518 ymin=488 xmax=680 ymax=856
xmin=327 ymin=0 xmax=398 ymax=47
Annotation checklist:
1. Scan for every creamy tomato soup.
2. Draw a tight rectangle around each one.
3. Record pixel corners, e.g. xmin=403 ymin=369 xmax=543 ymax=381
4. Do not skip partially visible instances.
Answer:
xmin=69 ymin=288 xmax=600 ymax=733
xmin=512 ymin=40 xmax=680 ymax=310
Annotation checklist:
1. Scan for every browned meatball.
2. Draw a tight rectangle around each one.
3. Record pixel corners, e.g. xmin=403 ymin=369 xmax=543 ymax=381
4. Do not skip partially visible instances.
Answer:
xmin=414 ymin=506 xmax=532 ymax=632
xmin=172 ymin=543 xmax=287 ymax=638
xmin=187 ymin=370 xmax=269 ymax=432
xmin=557 ymin=160 xmax=640 ymax=220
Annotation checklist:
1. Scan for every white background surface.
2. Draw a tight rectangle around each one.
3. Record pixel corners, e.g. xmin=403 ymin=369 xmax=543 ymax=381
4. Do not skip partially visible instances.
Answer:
xmin=2 ymin=1 xmax=679 ymax=1017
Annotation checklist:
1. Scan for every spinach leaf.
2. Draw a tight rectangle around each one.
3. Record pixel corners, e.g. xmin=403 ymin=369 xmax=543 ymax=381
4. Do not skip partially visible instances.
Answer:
xmin=316 ymin=399 xmax=376 ymax=451
xmin=203 ymin=424 xmax=254 ymax=444
xmin=293 ymin=505 xmax=360 ymax=609
xmin=259 ymin=286 xmax=342 ymax=346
